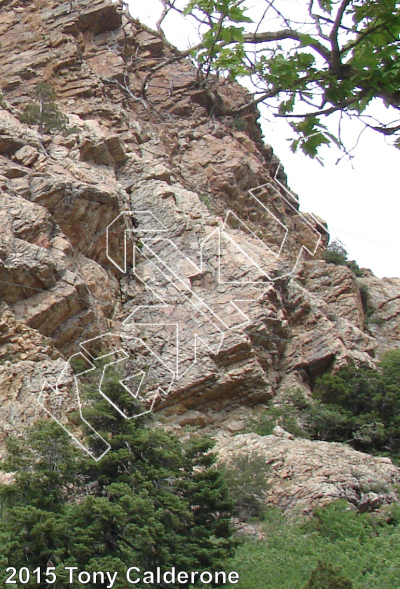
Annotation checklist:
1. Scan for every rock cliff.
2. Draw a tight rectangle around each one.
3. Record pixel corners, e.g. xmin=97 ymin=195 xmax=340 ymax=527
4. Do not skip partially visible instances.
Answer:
xmin=0 ymin=0 xmax=399 ymax=509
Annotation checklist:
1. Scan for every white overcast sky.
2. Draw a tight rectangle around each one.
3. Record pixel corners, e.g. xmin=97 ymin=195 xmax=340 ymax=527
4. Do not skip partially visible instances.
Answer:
xmin=127 ymin=0 xmax=400 ymax=279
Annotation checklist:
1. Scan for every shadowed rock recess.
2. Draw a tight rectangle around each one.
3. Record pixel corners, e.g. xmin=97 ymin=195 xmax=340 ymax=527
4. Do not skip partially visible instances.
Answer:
xmin=0 ymin=0 xmax=399 ymax=511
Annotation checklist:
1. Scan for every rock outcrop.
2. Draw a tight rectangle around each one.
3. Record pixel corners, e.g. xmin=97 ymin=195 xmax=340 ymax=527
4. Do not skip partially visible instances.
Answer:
xmin=216 ymin=432 xmax=400 ymax=514
xmin=0 ymin=0 xmax=399 ymax=508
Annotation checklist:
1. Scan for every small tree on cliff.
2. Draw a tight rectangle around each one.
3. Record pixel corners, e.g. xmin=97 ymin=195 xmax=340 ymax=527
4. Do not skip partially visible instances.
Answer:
xmin=20 ymin=83 xmax=68 ymax=133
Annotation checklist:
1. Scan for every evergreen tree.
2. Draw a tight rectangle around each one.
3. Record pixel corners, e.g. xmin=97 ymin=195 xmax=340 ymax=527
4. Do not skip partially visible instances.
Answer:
xmin=0 ymin=382 xmax=235 ymax=588
xmin=20 ymin=83 xmax=68 ymax=133
xmin=313 ymin=350 xmax=400 ymax=454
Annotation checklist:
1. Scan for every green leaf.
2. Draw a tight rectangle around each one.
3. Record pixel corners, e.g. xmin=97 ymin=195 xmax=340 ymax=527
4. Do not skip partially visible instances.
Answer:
xmin=279 ymin=94 xmax=295 ymax=115
xmin=317 ymin=0 xmax=332 ymax=14
xmin=183 ymin=0 xmax=400 ymax=158
xmin=229 ymin=6 xmax=252 ymax=23
xmin=298 ymin=33 xmax=316 ymax=47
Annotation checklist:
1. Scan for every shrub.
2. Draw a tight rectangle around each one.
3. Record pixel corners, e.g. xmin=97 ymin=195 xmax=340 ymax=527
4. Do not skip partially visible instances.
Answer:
xmin=0 ymin=385 xmax=236 ymax=587
xmin=232 ymin=116 xmax=249 ymax=131
xmin=20 ymin=82 xmax=68 ymax=133
xmin=305 ymin=402 xmax=352 ymax=442
xmin=303 ymin=561 xmax=353 ymax=589
xmin=322 ymin=239 xmax=363 ymax=276
xmin=252 ymin=405 xmax=282 ymax=437
xmin=253 ymin=389 xmax=311 ymax=438
xmin=253 ymin=389 xmax=339 ymax=441
xmin=323 ymin=239 xmax=347 ymax=262
xmin=345 ymin=259 xmax=363 ymax=277
xmin=223 ymin=500 xmax=400 ymax=589
xmin=199 ymin=193 xmax=212 ymax=209
xmin=254 ymin=351 xmax=400 ymax=458
xmin=313 ymin=350 xmax=400 ymax=456
xmin=220 ymin=452 xmax=270 ymax=521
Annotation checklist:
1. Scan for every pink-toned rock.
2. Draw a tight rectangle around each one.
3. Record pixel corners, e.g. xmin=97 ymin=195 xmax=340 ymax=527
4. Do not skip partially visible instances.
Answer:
xmin=216 ymin=433 xmax=400 ymax=513
xmin=14 ymin=145 xmax=39 ymax=166
xmin=0 ymin=0 xmax=398 ymax=515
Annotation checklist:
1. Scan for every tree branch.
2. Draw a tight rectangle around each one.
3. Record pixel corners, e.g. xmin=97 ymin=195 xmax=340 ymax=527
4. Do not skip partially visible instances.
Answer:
xmin=274 ymin=95 xmax=361 ymax=118
xmin=341 ymin=19 xmax=395 ymax=57
xmin=329 ymin=0 xmax=352 ymax=74
xmin=139 ymin=43 xmax=203 ymax=98
xmin=222 ymin=73 xmax=325 ymax=116
xmin=370 ymin=123 xmax=400 ymax=136
xmin=243 ymin=30 xmax=331 ymax=62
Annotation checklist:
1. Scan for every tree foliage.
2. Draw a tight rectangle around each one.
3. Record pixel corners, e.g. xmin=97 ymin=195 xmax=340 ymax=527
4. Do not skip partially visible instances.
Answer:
xmin=0 ymin=388 xmax=236 ymax=588
xmin=20 ymin=83 xmax=68 ymax=133
xmin=219 ymin=452 xmax=271 ymax=521
xmin=303 ymin=561 xmax=353 ymax=589
xmin=322 ymin=239 xmax=363 ymax=275
xmin=313 ymin=350 xmax=400 ymax=454
xmin=155 ymin=0 xmax=400 ymax=157
xmin=222 ymin=500 xmax=400 ymax=589
xmin=254 ymin=350 xmax=400 ymax=458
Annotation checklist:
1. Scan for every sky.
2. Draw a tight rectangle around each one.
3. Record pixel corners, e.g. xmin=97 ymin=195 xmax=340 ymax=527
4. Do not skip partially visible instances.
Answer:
xmin=127 ymin=0 xmax=400 ymax=279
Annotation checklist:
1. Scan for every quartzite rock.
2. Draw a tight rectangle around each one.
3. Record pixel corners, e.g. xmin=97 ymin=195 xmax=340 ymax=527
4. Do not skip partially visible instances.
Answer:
xmin=216 ymin=432 xmax=400 ymax=513
xmin=0 ymin=0 xmax=399 ymax=512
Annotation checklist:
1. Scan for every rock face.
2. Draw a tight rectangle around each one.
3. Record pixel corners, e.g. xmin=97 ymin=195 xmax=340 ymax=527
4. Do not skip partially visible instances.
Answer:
xmin=216 ymin=433 xmax=400 ymax=513
xmin=357 ymin=271 xmax=400 ymax=354
xmin=0 ymin=0 xmax=399 ymax=507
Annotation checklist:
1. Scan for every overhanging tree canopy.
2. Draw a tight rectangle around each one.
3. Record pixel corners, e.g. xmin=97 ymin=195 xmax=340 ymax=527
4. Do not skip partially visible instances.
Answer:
xmin=146 ymin=0 xmax=400 ymax=158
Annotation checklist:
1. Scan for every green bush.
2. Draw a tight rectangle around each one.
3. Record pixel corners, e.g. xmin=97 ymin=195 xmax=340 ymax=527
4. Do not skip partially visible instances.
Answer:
xmin=323 ymin=250 xmax=347 ymax=266
xmin=232 ymin=116 xmax=249 ymax=131
xmin=253 ymin=389 xmax=348 ymax=442
xmin=313 ymin=350 xmax=400 ymax=456
xmin=0 ymin=382 xmax=236 ymax=587
xmin=253 ymin=389 xmax=313 ymax=439
xmin=323 ymin=239 xmax=348 ymax=264
xmin=20 ymin=82 xmax=68 ymax=133
xmin=303 ymin=561 xmax=353 ymax=589
xmin=199 ymin=193 xmax=212 ymax=209
xmin=220 ymin=452 xmax=270 ymax=521
xmin=253 ymin=350 xmax=400 ymax=458
xmin=322 ymin=239 xmax=363 ymax=276
xmin=345 ymin=259 xmax=364 ymax=277
xmin=223 ymin=500 xmax=400 ymax=589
